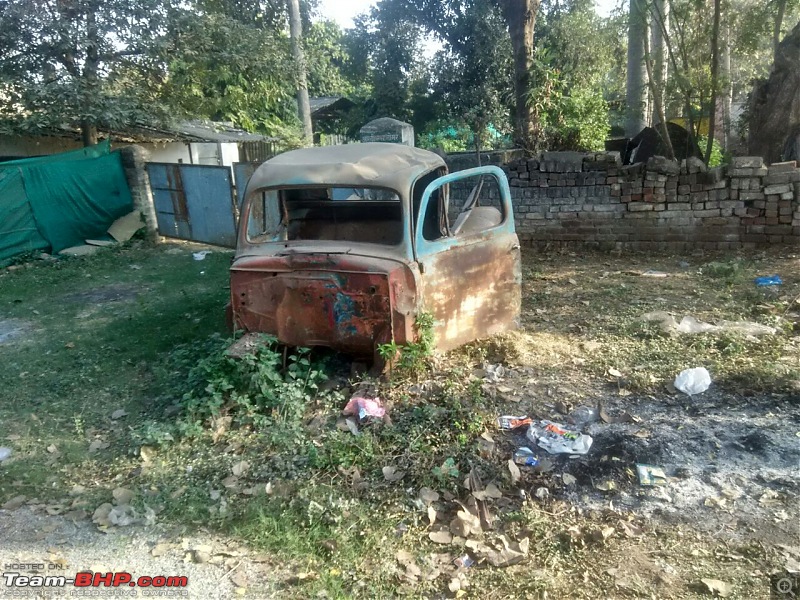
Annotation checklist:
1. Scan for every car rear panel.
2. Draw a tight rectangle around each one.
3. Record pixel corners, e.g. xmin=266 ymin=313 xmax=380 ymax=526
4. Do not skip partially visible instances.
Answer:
xmin=230 ymin=253 xmax=416 ymax=356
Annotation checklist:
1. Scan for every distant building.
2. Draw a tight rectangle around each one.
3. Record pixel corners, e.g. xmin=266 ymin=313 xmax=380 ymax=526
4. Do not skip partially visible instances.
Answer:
xmin=0 ymin=120 xmax=280 ymax=165
xmin=309 ymin=96 xmax=358 ymax=145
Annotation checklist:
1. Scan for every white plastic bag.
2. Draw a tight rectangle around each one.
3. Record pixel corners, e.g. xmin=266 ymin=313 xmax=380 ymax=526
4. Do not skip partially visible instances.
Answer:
xmin=674 ymin=367 xmax=711 ymax=396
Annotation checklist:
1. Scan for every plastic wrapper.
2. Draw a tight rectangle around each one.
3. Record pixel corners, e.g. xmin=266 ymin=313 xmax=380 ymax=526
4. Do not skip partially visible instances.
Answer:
xmin=754 ymin=275 xmax=782 ymax=287
xmin=342 ymin=395 xmax=385 ymax=420
xmin=636 ymin=464 xmax=668 ymax=486
xmin=497 ymin=415 xmax=532 ymax=430
xmin=512 ymin=447 xmax=540 ymax=466
xmin=526 ymin=420 xmax=593 ymax=455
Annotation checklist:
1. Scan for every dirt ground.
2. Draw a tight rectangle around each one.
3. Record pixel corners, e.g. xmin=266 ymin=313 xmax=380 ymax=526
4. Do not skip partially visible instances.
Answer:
xmin=478 ymin=366 xmax=799 ymax=545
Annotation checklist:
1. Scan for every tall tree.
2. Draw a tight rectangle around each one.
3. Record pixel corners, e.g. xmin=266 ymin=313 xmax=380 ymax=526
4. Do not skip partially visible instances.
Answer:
xmin=704 ymin=0 xmax=721 ymax=165
xmin=773 ymin=0 xmax=788 ymax=59
xmin=625 ymin=0 xmax=648 ymax=136
xmin=386 ymin=0 xmax=541 ymax=149
xmin=428 ymin=0 xmax=513 ymax=151
xmin=344 ymin=3 xmax=423 ymax=123
xmin=305 ymin=20 xmax=358 ymax=97
xmin=160 ymin=9 xmax=296 ymax=134
xmin=0 ymin=0 xmax=173 ymax=146
xmin=496 ymin=0 xmax=541 ymax=149
xmin=748 ymin=20 xmax=800 ymax=161
xmin=532 ymin=0 xmax=621 ymax=150
xmin=288 ymin=0 xmax=313 ymax=144
xmin=649 ymin=0 xmax=668 ymax=125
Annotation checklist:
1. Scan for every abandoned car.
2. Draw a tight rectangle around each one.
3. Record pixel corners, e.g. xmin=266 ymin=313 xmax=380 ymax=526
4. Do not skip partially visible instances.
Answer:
xmin=228 ymin=143 xmax=521 ymax=361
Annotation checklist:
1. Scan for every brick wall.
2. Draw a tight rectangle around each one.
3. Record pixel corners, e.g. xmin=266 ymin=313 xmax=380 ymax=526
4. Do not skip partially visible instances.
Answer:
xmin=494 ymin=152 xmax=800 ymax=251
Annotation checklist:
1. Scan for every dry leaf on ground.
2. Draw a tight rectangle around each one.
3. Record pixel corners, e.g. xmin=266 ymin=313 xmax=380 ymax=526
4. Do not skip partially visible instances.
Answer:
xmin=382 ymin=466 xmax=405 ymax=482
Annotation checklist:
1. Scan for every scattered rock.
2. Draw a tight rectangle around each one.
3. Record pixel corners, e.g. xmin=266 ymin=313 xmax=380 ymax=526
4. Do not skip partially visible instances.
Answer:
xmin=700 ymin=578 xmax=733 ymax=597
xmin=2 ymin=495 xmax=27 ymax=510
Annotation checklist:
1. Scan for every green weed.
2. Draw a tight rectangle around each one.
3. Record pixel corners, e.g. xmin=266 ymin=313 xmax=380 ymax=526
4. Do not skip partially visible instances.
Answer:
xmin=378 ymin=311 xmax=436 ymax=380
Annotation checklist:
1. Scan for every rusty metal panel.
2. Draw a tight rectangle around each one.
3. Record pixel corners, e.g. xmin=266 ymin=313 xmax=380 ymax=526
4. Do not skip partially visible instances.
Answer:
xmin=417 ymin=235 xmax=521 ymax=352
xmin=413 ymin=166 xmax=521 ymax=351
xmin=230 ymin=254 xmax=414 ymax=357
xmin=228 ymin=151 xmax=520 ymax=359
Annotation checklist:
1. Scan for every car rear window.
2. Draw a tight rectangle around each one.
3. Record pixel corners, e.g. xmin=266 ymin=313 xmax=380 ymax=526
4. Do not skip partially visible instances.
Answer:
xmin=246 ymin=187 xmax=403 ymax=245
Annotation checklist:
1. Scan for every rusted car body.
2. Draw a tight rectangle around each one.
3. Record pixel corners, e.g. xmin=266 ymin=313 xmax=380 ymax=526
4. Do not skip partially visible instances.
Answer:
xmin=229 ymin=143 xmax=521 ymax=359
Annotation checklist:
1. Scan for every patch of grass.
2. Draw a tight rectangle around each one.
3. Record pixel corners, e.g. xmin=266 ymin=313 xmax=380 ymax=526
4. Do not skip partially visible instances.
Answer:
xmin=517 ymin=251 xmax=800 ymax=393
xmin=0 ymin=242 xmax=231 ymax=502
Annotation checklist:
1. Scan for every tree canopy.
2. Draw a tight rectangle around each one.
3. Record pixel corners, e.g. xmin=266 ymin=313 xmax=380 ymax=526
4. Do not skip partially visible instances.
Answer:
xmin=0 ymin=0 xmax=173 ymax=144
xmin=0 ymin=0 xmax=794 ymax=155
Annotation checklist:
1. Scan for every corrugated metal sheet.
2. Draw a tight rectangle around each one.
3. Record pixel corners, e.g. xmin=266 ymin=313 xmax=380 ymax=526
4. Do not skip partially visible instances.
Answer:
xmin=147 ymin=163 xmax=237 ymax=247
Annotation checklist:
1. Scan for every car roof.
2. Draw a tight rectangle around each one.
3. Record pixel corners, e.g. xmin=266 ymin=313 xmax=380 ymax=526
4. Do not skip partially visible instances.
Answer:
xmin=245 ymin=143 xmax=447 ymax=196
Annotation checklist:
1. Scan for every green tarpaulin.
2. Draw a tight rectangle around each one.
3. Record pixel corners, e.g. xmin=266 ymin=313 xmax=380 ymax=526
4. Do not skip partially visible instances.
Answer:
xmin=0 ymin=140 xmax=134 ymax=262
xmin=0 ymin=168 xmax=48 ymax=261
xmin=1 ymin=139 xmax=111 ymax=166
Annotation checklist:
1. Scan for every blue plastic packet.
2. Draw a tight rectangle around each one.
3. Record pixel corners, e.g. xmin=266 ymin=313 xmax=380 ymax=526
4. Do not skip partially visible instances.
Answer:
xmin=754 ymin=275 xmax=783 ymax=287
xmin=513 ymin=447 xmax=540 ymax=467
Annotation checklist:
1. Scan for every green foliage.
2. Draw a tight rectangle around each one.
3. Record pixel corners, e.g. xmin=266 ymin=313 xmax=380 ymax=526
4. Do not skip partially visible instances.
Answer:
xmin=431 ymin=457 xmax=460 ymax=479
xmin=0 ymin=0 xmax=173 ymax=135
xmin=417 ymin=124 xmax=471 ymax=152
xmin=729 ymin=0 xmax=800 ymax=97
xmin=161 ymin=10 xmax=297 ymax=135
xmin=425 ymin=0 xmax=514 ymax=150
xmin=701 ymin=259 xmax=745 ymax=283
xmin=697 ymin=135 xmax=724 ymax=167
xmin=305 ymin=20 xmax=357 ymax=98
xmin=378 ymin=311 xmax=436 ymax=379
xmin=174 ymin=334 xmax=331 ymax=433
xmin=526 ymin=48 xmax=610 ymax=151
xmin=340 ymin=5 xmax=423 ymax=124
xmin=556 ymin=87 xmax=611 ymax=151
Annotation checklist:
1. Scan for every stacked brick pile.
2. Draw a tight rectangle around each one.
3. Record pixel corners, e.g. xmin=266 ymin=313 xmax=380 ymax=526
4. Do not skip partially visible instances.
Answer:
xmin=728 ymin=158 xmax=799 ymax=238
xmin=489 ymin=151 xmax=800 ymax=250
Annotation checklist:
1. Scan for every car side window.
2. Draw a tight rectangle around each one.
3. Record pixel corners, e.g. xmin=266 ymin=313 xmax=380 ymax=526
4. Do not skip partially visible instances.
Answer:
xmin=446 ymin=173 xmax=505 ymax=237
xmin=413 ymin=168 xmax=448 ymax=241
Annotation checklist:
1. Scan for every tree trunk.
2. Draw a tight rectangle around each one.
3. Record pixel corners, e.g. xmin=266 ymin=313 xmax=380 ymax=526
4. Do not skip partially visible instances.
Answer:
xmin=288 ymin=0 xmax=313 ymax=145
xmin=649 ymin=0 xmax=668 ymax=126
xmin=704 ymin=0 xmax=721 ymax=166
xmin=626 ymin=0 xmax=648 ymax=137
xmin=81 ymin=120 xmax=98 ymax=147
xmin=748 ymin=21 xmax=800 ymax=162
xmin=774 ymin=0 xmax=787 ymax=61
xmin=644 ymin=20 xmax=674 ymax=160
xmin=82 ymin=8 xmax=100 ymax=148
xmin=498 ymin=0 xmax=540 ymax=151
xmin=722 ymin=19 xmax=732 ymax=150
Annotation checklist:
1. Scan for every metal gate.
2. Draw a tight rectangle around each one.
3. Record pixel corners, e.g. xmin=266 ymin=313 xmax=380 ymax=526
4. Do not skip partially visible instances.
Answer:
xmin=147 ymin=163 xmax=237 ymax=248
